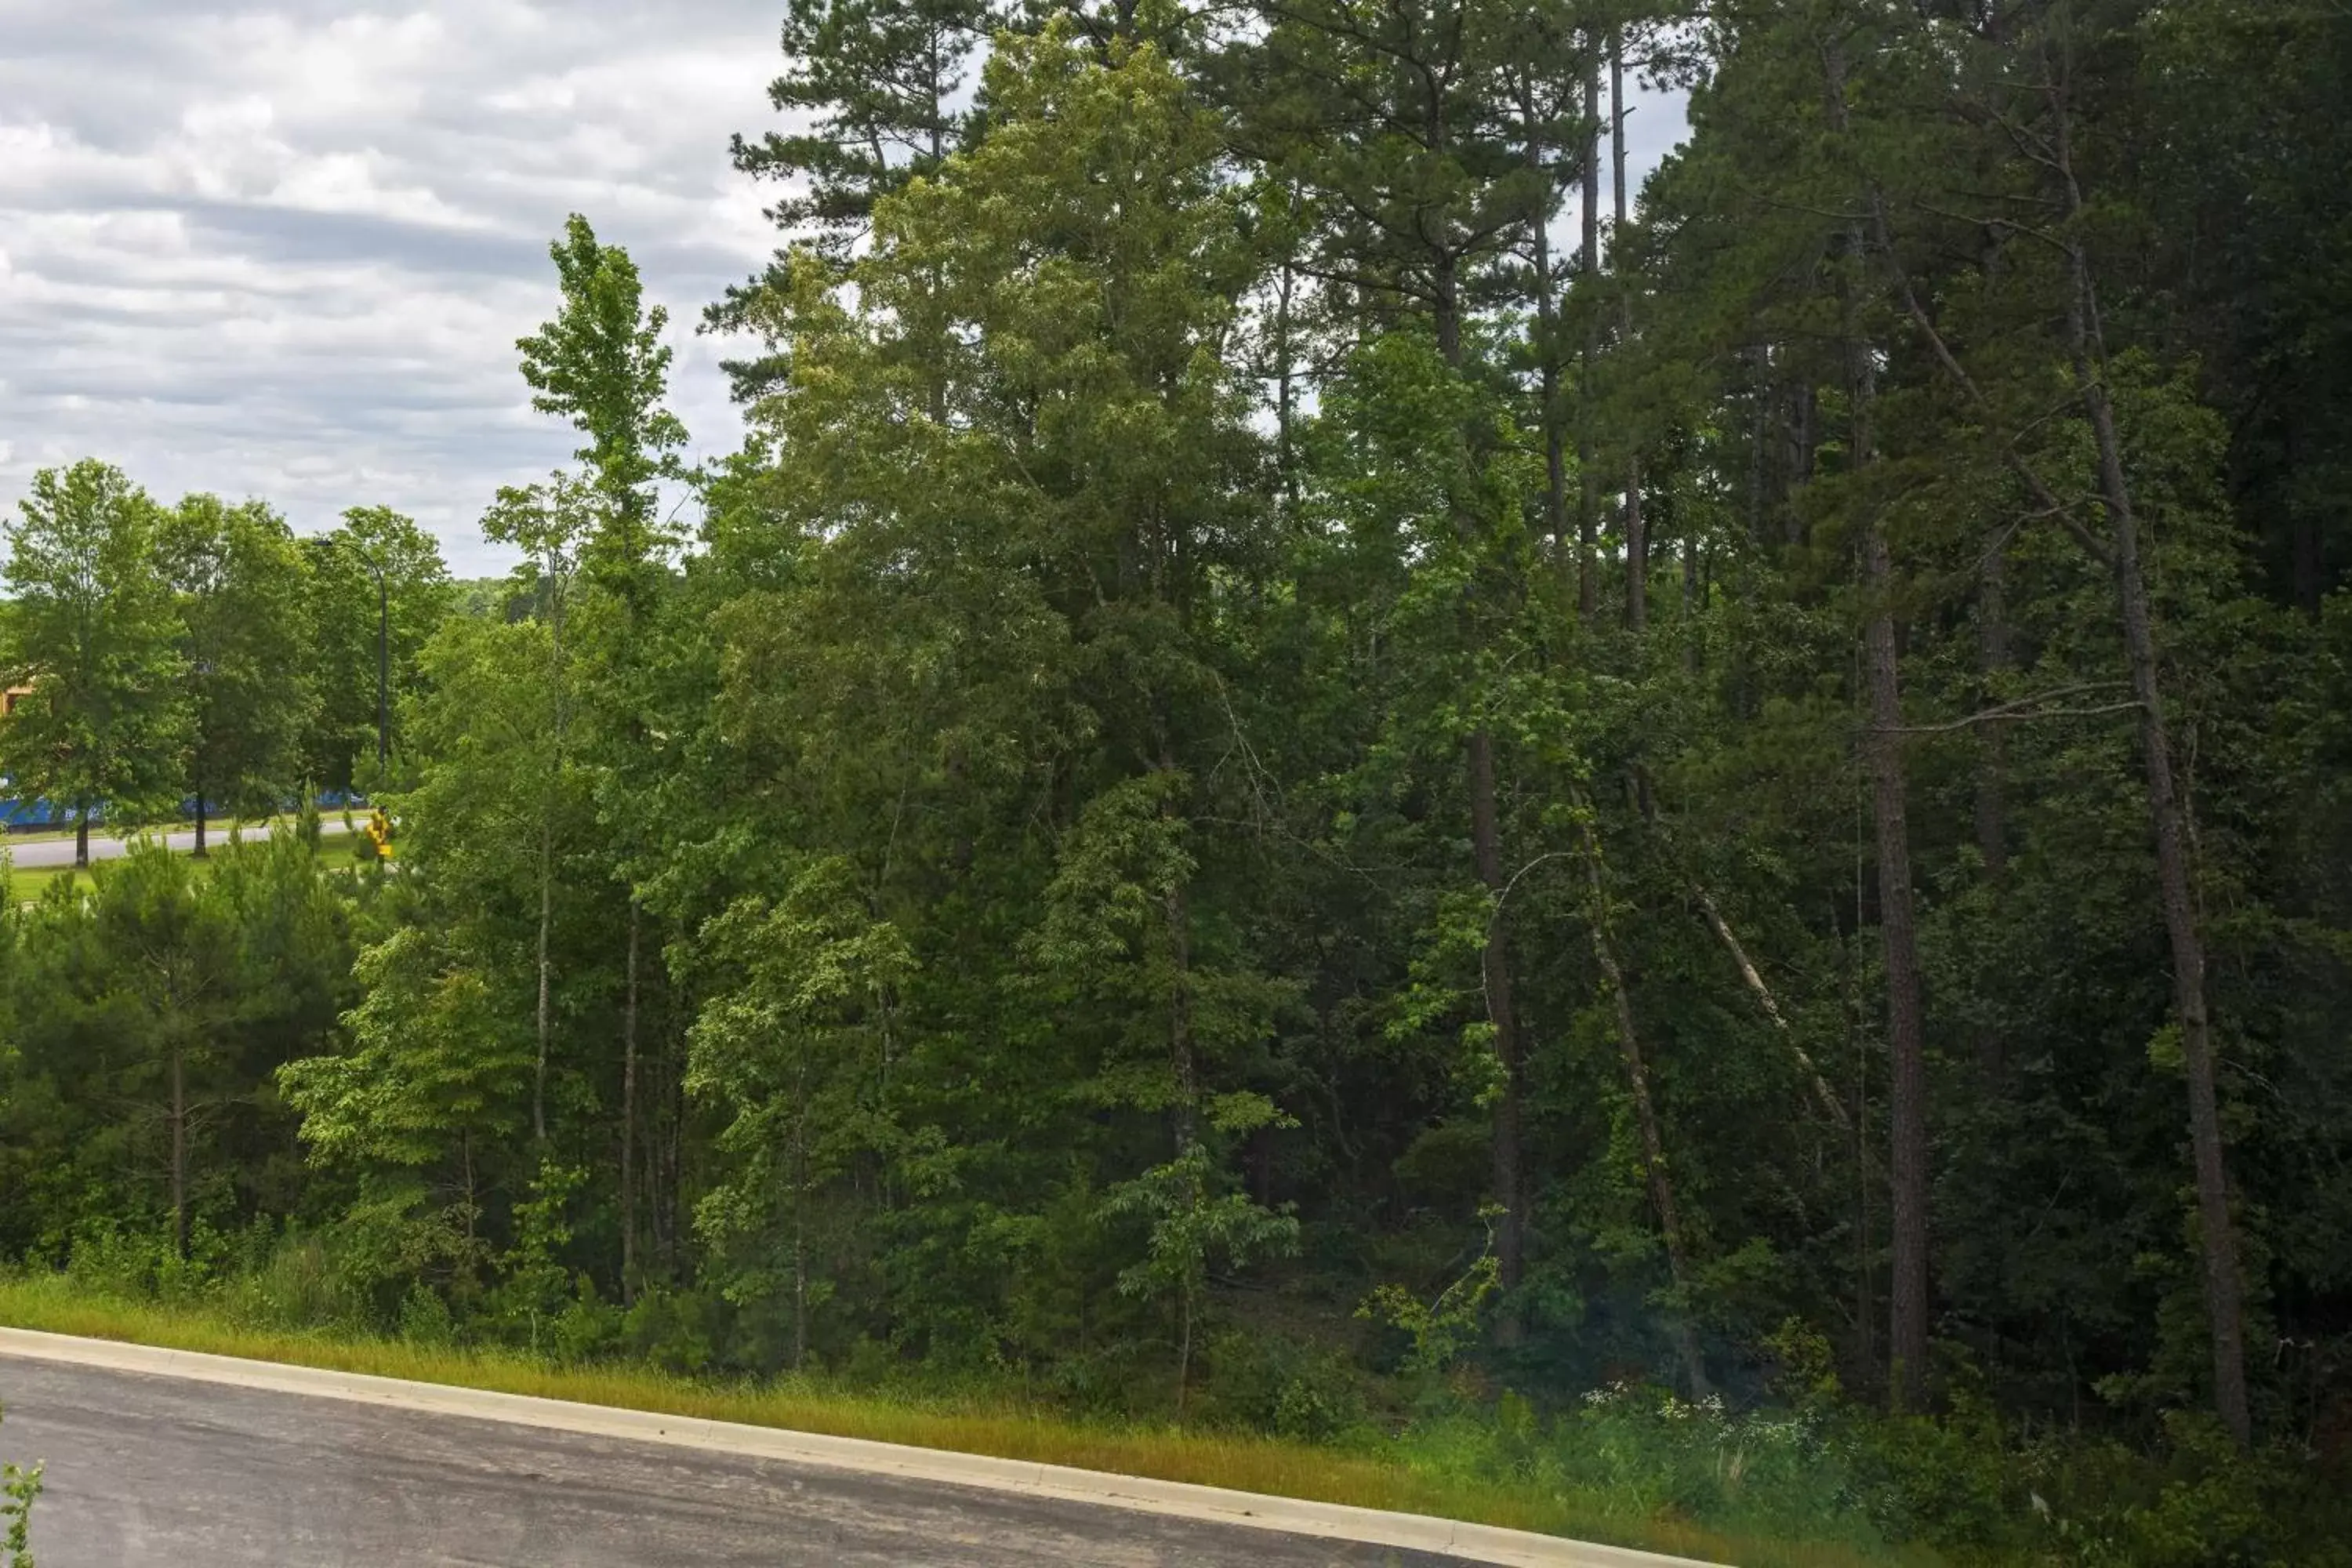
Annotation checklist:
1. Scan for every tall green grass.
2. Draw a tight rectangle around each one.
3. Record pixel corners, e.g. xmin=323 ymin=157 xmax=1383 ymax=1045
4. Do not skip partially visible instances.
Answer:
xmin=0 ymin=1272 xmax=1926 ymax=1568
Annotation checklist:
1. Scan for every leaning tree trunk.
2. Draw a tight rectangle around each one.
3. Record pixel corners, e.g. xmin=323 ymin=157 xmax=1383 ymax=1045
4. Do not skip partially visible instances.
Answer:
xmin=2080 ymin=350 xmax=2250 ymax=1450
xmin=1581 ymin=816 xmax=1709 ymax=1399
xmin=2047 ymin=79 xmax=2252 ymax=1443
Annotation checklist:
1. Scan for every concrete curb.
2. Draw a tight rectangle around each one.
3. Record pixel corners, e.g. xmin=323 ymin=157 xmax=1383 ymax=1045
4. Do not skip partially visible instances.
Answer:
xmin=0 ymin=1327 xmax=1722 ymax=1567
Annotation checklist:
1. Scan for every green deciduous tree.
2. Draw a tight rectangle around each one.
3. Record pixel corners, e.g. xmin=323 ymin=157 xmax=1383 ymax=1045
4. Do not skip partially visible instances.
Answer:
xmin=517 ymin=216 xmax=688 ymax=537
xmin=0 ymin=461 xmax=188 ymax=866
xmin=303 ymin=506 xmax=452 ymax=795
xmin=162 ymin=495 xmax=317 ymax=854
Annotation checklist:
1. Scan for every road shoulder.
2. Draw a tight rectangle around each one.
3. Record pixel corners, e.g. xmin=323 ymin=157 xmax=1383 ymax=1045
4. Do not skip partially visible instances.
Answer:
xmin=0 ymin=1327 xmax=1716 ymax=1568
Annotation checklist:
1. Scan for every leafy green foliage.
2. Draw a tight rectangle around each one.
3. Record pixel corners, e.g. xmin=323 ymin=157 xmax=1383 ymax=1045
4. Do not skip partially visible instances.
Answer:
xmin=5 ymin=2 xmax=2352 ymax=1562
xmin=0 ymin=461 xmax=188 ymax=841
xmin=515 ymin=215 xmax=687 ymax=531
xmin=161 ymin=495 xmax=316 ymax=831
xmin=300 ymin=506 xmax=453 ymax=793
xmin=0 ymin=1400 xmax=36 ymax=1568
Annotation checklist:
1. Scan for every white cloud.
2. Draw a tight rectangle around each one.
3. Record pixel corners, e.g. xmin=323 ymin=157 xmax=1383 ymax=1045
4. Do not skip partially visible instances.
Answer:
xmin=0 ymin=0 xmax=789 ymax=574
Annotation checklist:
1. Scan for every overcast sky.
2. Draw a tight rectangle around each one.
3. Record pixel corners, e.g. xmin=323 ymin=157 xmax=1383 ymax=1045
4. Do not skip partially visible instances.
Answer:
xmin=1 ymin=3 xmax=1686 ymax=577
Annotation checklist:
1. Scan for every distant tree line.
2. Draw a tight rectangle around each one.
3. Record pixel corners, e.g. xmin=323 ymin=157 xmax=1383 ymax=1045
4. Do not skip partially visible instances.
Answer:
xmin=0 ymin=470 xmax=452 ymax=862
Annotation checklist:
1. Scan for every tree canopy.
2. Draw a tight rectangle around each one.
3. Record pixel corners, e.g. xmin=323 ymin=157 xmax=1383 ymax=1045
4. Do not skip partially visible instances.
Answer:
xmin=3 ymin=2 xmax=2350 ymax=1560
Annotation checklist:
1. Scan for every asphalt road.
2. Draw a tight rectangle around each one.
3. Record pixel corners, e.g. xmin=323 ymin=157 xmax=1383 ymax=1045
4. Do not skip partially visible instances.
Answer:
xmin=0 ymin=1357 xmax=1469 ymax=1568
xmin=6 ymin=817 xmax=354 ymax=869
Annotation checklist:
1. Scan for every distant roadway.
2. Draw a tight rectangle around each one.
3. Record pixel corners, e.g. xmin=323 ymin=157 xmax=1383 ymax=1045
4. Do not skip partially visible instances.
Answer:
xmin=5 ymin=817 xmax=354 ymax=869
xmin=0 ymin=1350 xmax=1508 ymax=1568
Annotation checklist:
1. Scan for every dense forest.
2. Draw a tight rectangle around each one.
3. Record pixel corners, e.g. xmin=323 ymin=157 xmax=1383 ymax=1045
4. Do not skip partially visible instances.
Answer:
xmin=2 ymin=0 xmax=2348 ymax=1561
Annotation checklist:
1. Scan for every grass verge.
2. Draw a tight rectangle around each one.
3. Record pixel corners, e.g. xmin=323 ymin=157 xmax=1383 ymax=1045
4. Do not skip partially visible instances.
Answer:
xmin=5 ymin=865 xmax=89 ymax=901
xmin=0 ymin=1275 xmax=1921 ymax=1567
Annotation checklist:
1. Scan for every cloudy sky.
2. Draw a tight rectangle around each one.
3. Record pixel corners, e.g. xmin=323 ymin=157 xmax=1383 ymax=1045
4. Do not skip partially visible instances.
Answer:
xmin=1 ymin=3 xmax=1686 ymax=577
xmin=0 ymin=0 xmax=783 ymax=574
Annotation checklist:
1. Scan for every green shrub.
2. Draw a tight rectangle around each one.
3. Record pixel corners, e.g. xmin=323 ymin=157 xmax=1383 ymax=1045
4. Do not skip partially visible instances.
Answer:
xmin=397 ymin=1282 xmax=456 ymax=1348
xmin=0 ymin=1402 xmax=35 ymax=1568
xmin=1397 ymin=1380 xmax=1900 ymax=1555
xmin=1198 ymin=1329 xmax=1374 ymax=1444
xmin=619 ymin=1284 xmax=724 ymax=1375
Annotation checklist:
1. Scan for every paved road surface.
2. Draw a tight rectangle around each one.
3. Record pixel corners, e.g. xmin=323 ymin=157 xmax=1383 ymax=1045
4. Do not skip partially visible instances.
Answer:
xmin=7 ymin=818 xmax=354 ymax=869
xmin=0 ymin=1357 xmax=1468 ymax=1567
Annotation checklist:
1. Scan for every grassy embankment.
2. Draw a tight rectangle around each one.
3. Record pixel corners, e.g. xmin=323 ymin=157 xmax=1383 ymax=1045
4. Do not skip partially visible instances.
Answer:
xmin=0 ymin=1274 xmax=1923 ymax=1568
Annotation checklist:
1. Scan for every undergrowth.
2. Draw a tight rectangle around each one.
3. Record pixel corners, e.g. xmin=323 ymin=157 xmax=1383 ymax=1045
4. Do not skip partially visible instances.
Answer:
xmin=5 ymin=1227 xmax=2348 ymax=1567
xmin=0 ymin=1254 xmax=1911 ymax=1568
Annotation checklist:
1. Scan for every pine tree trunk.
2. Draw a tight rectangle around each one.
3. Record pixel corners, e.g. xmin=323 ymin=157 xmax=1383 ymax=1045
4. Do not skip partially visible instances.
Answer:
xmin=1167 ymin=874 xmax=1196 ymax=1157
xmin=2049 ymin=99 xmax=2251 ymax=1442
xmin=620 ymin=899 xmax=640 ymax=1305
xmin=1577 ymin=45 xmax=1602 ymax=625
xmin=170 ymin=1034 xmax=188 ymax=1260
xmin=1864 ymin=515 xmax=1933 ymax=1411
xmin=74 ymin=810 xmax=89 ymax=870
xmin=666 ymin=1025 xmax=686 ymax=1273
xmin=1432 ymin=253 xmax=1460 ymax=367
xmin=533 ymin=819 xmax=552 ymax=1146
xmin=1274 ymin=179 xmax=1302 ymax=510
xmin=1519 ymin=73 xmax=1569 ymax=600
xmin=2292 ymin=514 xmax=2321 ymax=617
xmin=1166 ymin=898 xmax=1197 ymax=1412
xmin=533 ymin=543 xmax=565 ymax=1149
xmin=1975 ymin=546 xmax=2010 ymax=885
xmin=192 ymin=784 xmax=207 ymax=859
xmin=1849 ymin=252 xmax=1932 ymax=1411
xmin=1976 ymin=544 xmax=2010 ymax=1084
xmin=793 ymin=1066 xmax=810 ymax=1371
xmin=1611 ymin=29 xmax=1646 ymax=633
xmin=1177 ymin=1274 xmax=1194 ymax=1422
xmin=1159 ymin=739 xmax=1204 ymax=1409
xmin=1821 ymin=34 xmax=1933 ymax=1415
xmin=2096 ymin=430 xmax=2249 ymax=1444
xmin=1682 ymin=538 xmax=1700 ymax=670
